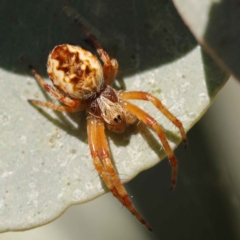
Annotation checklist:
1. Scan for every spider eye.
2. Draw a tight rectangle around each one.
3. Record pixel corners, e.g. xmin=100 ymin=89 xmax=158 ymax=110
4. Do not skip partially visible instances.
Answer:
xmin=113 ymin=115 xmax=122 ymax=123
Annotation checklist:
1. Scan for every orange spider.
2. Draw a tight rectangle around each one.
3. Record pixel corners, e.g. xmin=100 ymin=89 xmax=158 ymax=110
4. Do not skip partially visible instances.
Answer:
xmin=28 ymin=16 xmax=187 ymax=231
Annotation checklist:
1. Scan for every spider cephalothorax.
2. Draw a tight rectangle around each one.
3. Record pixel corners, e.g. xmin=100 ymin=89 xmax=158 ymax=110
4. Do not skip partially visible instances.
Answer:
xmin=29 ymin=18 xmax=187 ymax=231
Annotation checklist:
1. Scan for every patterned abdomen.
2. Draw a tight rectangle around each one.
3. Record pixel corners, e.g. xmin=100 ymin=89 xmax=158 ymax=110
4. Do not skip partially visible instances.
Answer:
xmin=47 ymin=44 xmax=104 ymax=100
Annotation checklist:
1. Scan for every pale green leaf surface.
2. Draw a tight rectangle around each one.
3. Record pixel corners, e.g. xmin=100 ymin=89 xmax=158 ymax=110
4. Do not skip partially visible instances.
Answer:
xmin=0 ymin=0 xmax=227 ymax=232
xmin=173 ymin=0 xmax=240 ymax=80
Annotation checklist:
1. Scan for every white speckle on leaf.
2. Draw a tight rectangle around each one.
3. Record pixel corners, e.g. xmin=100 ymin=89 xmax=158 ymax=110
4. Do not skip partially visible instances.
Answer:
xmin=19 ymin=135 xmax=27 ymax=144
xmin=1 ymin=171 xmax=13 ymax=179
xmin=57 ymin=191 xmax=63 ymax=200
xmin=27 ymin=190 xmax=39 ymax=208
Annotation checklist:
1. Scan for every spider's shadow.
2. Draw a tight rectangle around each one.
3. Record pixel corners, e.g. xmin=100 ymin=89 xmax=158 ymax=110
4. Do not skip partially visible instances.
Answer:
xmin=0 ymin=0 xmax=197 ymax=77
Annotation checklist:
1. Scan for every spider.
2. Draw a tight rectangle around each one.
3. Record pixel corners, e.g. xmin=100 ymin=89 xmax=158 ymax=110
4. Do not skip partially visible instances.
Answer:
xmin=28 ymin=18 xmax=187 ymax=231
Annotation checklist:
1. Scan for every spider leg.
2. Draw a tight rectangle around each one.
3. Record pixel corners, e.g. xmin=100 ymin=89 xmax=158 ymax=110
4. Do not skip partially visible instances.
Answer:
xmin=83 ymin=33 xmax=118 ymax=86
xmin=120 ymin=91 xmax=187 ymax=148
xmin=28 ymin=100 xmax=83 ymax=112
xmin=122 ymin=101 xmax=178 ymax=190
xmin=87 ymin=115 xmax=152 ymax=231
xmin=63 ymin=9 xmax=118 ymax=85
xmin=29 ymin=66 xmax=81 ymax=108
xmin=102 ymin=58 xmax=119 ymax=86
xmin=87 ymin=116 xmax=125 ymax=204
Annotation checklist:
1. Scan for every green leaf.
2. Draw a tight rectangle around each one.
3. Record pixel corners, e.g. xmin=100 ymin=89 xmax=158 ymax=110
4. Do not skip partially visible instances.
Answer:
xmin=173 ymin=0 xmax=240 ymax=80
xmin=0 ymin=0 xmax=227 ymax=232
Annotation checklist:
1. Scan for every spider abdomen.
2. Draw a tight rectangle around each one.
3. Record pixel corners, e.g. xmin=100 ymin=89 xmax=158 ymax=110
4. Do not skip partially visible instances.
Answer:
xmin=47 ymin=44 xmax=104 ymax=100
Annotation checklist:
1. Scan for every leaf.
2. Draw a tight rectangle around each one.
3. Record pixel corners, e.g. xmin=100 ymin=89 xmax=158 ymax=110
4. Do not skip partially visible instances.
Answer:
xmin=173 ymin=0 xmax=240 ymax=80
xmin=0 ymin=0 xmax=227 ymax=232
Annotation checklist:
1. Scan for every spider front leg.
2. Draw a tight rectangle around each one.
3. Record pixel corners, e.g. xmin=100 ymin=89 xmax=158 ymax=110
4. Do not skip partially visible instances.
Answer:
xmin=122 ymin=101 xmax=178 ymax=190
xmin=67 ymin=14 xmax=119 ymax=85
xmin=120 ymin=91 xmax=187 ymax=148
xmin=88 ymin=36 xmax=118 ymax=86
xmin=87 ymin=115 xmax=152 ymax=231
